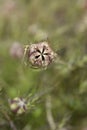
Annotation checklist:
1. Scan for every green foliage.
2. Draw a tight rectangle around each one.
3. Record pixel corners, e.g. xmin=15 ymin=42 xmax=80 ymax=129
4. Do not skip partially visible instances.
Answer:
xmin=0 ymin=0 xmax=87 ymax=130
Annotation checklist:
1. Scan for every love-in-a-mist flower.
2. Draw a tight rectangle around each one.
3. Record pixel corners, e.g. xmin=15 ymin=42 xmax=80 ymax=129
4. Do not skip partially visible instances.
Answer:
xmin=24 ymin=41 xmax=57 ymax=68
xmin=9 ymin=97 xmax=28 ymax=115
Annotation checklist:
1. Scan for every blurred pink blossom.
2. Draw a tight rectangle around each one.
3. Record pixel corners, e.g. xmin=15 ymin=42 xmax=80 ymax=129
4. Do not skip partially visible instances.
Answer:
xmin=10 ymin=42 xmax=23 ymax=59
xmin=1 ymin=0 xmax=16 ymax=16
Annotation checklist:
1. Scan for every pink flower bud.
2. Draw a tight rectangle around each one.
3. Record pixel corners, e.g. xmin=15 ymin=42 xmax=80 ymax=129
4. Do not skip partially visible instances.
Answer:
xmin=9 ymin=97 xmax=27 ymax=115
xmin=24 ymin=41 xmax=57 ymax=68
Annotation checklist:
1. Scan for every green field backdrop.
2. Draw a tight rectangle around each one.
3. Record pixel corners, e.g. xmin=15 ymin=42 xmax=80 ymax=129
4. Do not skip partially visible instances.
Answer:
xmin=0 ymin=0 xmax=87 ymax=130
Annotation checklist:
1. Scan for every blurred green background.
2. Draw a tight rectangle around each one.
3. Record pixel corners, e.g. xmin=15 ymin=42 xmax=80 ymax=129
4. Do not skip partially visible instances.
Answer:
xmin=0 ymin=0 xmax=87 ymax=130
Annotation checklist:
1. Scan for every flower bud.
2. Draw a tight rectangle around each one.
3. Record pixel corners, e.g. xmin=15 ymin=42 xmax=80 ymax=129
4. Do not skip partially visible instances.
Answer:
xmin=9 ymin=97 xmax=27 ymax=115
xmin=24 ymin=41 xmax=57 ymax=68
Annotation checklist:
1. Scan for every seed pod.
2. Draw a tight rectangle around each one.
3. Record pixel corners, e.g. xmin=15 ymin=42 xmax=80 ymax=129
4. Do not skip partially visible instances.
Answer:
xmin=24 ymin=41 xmax=57 ymax=68
xmin=9 ymin=97 xmax=27 ymax=115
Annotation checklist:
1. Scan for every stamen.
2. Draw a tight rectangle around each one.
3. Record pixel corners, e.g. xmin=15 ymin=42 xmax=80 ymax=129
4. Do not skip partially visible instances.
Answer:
xmin=42 ymin=55 xmax=45 ymax=61
xmin=35 ymin=55 xmax=40 ymax=59
xmin=44 ymin=53 xmax=49 ymax=55
xmin=36 ymin=49 xmax=41 ymax=53
xmin=42 ymin=46 xmax=45 ymax=53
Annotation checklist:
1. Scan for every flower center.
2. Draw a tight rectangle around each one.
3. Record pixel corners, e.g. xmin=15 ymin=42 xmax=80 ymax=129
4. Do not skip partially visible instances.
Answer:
xmin=35 ymin=46 xmax=46 ymax=61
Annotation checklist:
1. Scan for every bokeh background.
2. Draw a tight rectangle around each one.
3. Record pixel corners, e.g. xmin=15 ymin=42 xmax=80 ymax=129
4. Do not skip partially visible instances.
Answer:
xmin=0 ymin=0 xmax=87 ymax=130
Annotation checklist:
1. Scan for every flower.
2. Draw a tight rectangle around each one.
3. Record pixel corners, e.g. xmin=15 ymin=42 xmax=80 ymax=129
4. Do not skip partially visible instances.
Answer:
xmin=9 ymin=97 xmax=27 ymax=115
xmin=24 ymin=41 xmax=57 ymax=68
xmin=10 ymin=42 xmax=23 ymax=59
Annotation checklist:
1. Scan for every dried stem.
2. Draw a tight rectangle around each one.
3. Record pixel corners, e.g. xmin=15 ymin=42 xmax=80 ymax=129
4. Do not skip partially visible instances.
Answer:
xmin=46 ymin=95 xmax=56 ymax=130
xmin=2 ymin=110 xmax=17 ymax=130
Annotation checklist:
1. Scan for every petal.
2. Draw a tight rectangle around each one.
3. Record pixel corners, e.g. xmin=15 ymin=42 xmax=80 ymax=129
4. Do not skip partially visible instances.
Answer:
xmin=29 ymin=44 xmax=37 ymax=53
